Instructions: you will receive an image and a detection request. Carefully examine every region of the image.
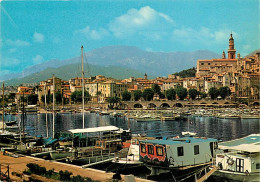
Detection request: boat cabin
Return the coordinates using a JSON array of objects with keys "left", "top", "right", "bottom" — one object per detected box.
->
[
  {"left": 139, "top": 137, "right": 218, "bottom": 168},
  {"left": 95, "top": 139, "right": 122, "bottom": 152},
  {"left": 216, "top": 134, "right": 260, "bottom": 175}
]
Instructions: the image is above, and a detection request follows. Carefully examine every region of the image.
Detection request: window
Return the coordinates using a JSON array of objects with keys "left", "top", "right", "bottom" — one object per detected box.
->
[
  {"left": 256, "top": 163, "right": 260, "bottom": 169},
  {"left": 148, "top": 145, "right": 154, "bottom": 155},
  {"left": 177, "top": 147, "right": 184, "bottom": 156},
  {"left": 194, "top": 145, "right": 199, "bottom": 155},
  {"left": 208, "top": 63, "right": 210, "bottom": 65},
  {"left": 141, "top": 144, "right": 146, "bottom": 153},
  {"left": 201, "top": 63, "right": 204, "bottom": 65},
  {"left": 156, "top": 146, "right": 164, "bottom": 156}
]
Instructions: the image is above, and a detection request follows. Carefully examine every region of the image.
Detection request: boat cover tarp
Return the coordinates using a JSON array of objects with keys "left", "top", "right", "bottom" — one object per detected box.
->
[
  {"left": 43, "top": 138, "right": 58, "bottom": 146},
  {"left": 68, "top": 126, "right": 119, "bottom": 134},
  {"left": 219, "top": 134, "right": 260, "bottom": 152}
]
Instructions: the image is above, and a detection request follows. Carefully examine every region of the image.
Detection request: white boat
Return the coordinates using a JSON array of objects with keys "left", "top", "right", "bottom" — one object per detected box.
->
[
  {"left": 214, "top": 134, "right": 260, "bottom": 182},
  {"left": 113, "top": 138, "right": 143, "bottom": 165}
]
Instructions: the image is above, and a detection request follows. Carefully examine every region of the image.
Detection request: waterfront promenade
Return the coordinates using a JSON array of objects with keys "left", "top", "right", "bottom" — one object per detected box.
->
[{"left": 0, "top": 152, "right": 152, "bottom": 182}]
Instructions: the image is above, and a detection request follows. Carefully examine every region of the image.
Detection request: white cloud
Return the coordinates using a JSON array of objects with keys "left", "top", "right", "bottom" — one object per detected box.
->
[
  {"left": 32, "top": 55, "right": 44, "bottom": 64},
  {"left": 33, "top": 32, "right": 45, "bottom": 43},
  {"left": 74, "top": 26, "right": 109, "bottom": 40},
  {"left": 1, "top": 57, "right": 21, "bottom": 67},
  {"left": 172, "top": 27, "right": 238, "bottom": 46},
  {"left": 9, "top": 48, "right": 17, "bottom": 53},
  {"left": 6, "top": 39, "right": 30, "bottom": 46},
  {"left": 109, "top": 6, "right": 174, "bottom": 38}
]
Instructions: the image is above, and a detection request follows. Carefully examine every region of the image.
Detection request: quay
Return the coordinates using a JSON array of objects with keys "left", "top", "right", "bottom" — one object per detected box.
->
[{"left": 0, "top": 152, "right": 153, "bottom": 182}]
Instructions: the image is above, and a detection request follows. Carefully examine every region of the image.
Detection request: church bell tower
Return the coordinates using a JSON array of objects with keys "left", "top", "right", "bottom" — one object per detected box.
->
[{"left": 228, "top": 33, "right": 236, "bottom": 59}]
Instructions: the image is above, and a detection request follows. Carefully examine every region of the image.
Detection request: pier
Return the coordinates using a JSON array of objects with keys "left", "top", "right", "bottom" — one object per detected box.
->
[{"left": 0, "top": 152, "right": 153, "bottom": 182}]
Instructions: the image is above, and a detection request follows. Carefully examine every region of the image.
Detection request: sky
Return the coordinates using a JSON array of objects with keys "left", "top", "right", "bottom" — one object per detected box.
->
[{"left": 0, "top": 0, "right": 259, "bottom": 77}]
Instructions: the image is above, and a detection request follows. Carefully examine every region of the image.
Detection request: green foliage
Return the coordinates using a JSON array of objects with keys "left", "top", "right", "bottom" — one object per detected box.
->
[
  {"left": 176, "top": 87, "right": 188, "bottom": 100},
  {"left": 209, "top": 87, "right": 219, "bottom": 100},
  {"left": 166, "top": 88, "right": 176, "bottom": 100},
  {"left": 25, "top": 163, "right": 99, "bottom": 182},
  {"left": 122, "top": 91, "right": 131, "bottom": 101},
  {"left": 219, "top": 86, "right": 231, "bottom": 99},
  {"left": 142, "top": 88, "right": 154, "bottom": 101},
  {"left": 26, "top": 163, "right": 46, "bottom": 176},
  {"left": 188, "top": 89, "right": 199, "bottom": 100},
  {"left": 133, "top": 90, "right": 142, "bottom": 101},
  {"left": 174, "top": 67, "right": 196, "bottom": 78},
  {"left": 200, "top": 92, "right": 207, "bottom": 99},
  {"left": 71, "top": 90, "right": 90, "bottom": 103},
  {"left": 59, "top": 170, "right": 72, "bottom": 181},
  {"left": 107, "top": 96, "right": 121, "bottom": 109},
  {"left": 28, "top": 94, "right": 38, "bottom": 105},
  {"left": 152, "top": 84, "right": 161, "bottom": 95},
  {"left": 8, "top": 93, "right": 16, "bottom": 101}
]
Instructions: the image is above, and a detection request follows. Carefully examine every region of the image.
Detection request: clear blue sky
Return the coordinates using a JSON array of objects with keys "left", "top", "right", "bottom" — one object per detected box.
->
[{"left": 0, "top": 0, "right": 259, "bottom": 76}]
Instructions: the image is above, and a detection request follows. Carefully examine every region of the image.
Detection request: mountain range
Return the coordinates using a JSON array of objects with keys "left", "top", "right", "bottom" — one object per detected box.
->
[{"left": 2, "top": 46, "right": 222, "bottom": 85}]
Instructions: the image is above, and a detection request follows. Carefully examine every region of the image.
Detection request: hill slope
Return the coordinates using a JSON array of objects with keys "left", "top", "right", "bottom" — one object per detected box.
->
[
  {"left": 0, "top": 46, "right": 221, "bottom": 83},
  {"left": 5, "top": 63, "right": 146, "bottom": 86}
]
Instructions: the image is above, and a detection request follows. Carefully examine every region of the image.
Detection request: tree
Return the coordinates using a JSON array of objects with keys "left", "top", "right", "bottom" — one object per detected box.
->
[
  {"left": 188, "top": 89, "right": 199, "bottom": 100},
  {"left": 176, "top": 87, "right": 188, "bottom": 100},
  {"left": 219, "top": 86, "right": 231, "bottom": 99},
  {"left": 166, "top": 88, "right": 176, "bottom": 100},
  {"left": 152, "top": 84, "right": 161, "bottom": 95},
  {"left": 122, "top": 91, "right": 131, "bottom": 101},
  {"left": 28, "top": 94, "right": 38, "bottom": 105},
  {"left": 200, "top": 92, "right": 207, "bottom": 99},
  {"left": 107, "top": 96, "right": 120, "bottom": 109},
  {"left": 8, "top": 93, "right": 16, "bottom": 103},
  {"left": 133, "top": 90, "right": 142, "bottom": 101},
  {"left": 142, "top": 88, "right": 154, "bottom": 101},
  {"left": 208, "top": 87, "right": 219, "bottom": 100},
  {"left": 55, "top": 91, "right": 62, "bottom": 104},
  {"left": 71, "top": 90, "right": 90, "bottom": 103}
]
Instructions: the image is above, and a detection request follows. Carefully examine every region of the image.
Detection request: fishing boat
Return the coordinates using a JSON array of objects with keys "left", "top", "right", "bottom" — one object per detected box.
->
[
  {"left": 214, "top": 134, "right": 260, "bottom": 182},
  {"left": 139, "top": 136, "right": 219, "bottom": 175}
]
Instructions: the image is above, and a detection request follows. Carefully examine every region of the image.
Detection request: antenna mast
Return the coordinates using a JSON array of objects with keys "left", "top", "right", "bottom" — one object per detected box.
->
[{"left": 81, "top": 46, "right": 85, "bottom": 128}]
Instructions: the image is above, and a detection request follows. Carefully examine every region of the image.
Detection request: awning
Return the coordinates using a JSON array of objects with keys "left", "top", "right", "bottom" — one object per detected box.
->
[{"left": 68, "top": 126, "right": 119, "bottom": 134}]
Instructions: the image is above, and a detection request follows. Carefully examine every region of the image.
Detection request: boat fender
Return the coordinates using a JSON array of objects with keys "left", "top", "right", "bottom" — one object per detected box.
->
[
  {"left": 218, "top": 162, "right": 223, "bottom": 170},
  {"left": 227, "top": 158, "right": 234, "bottom": 166}
]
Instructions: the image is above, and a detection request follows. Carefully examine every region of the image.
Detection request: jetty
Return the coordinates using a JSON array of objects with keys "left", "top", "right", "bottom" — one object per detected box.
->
[{"left": 0, "top": 151, "right": 153, "bottom": 182}]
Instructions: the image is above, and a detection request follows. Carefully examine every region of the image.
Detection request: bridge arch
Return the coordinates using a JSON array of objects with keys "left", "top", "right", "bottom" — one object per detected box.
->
[
  {"left": 175, "top": 103, "right": 183, "bottom": 107},
  {"left": 160, "top": 103, "right": 170, "bottom": 108},
  {"left": 134, "top": 103, "right": 143, "bottom": 108},
  {"left": 148, "top": 103, "right": 157, "bottom": 108},
  {"left": 224, "top": 102, "right": 230, "bottom": 104},
  {"left": 212, "top": 102, "right": 219, "bottom": 105}
]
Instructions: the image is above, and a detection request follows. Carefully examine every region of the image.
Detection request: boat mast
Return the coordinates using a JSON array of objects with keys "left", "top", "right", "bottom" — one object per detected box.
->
[
  {"left": 44, "top": 84, "right": 48, "bottom": 138},
  {"left": 52, "top": 74, "right": 55, "bottom": 138},
  {"left": 2, "top": 81, "right": 4, "bottom": 133},
  {"left": 81, "top": 45, "right": 85, "bottom": 128}
]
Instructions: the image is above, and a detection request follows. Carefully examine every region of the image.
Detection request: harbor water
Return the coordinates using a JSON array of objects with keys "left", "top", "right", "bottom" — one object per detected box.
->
[{"left": 3, "top": 112, "right": 259, "bottom": 141}]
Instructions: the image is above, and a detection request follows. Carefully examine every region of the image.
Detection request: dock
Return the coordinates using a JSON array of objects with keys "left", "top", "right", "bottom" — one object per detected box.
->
[
  {"left": 196, "top": 166, "right": 218, "bottom": 182},
  {"left": 0, "top": 151, "right": 153, "bottom": 182}
]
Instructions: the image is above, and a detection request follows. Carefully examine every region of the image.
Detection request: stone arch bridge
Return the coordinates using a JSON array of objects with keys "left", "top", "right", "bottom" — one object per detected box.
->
[{"left": 120, "top": 100, "right": 244, "bottom": 109}]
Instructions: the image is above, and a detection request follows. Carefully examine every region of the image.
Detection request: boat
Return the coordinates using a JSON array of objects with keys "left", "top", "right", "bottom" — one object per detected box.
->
[
  {"left": 50, "top": 126, "right": 130, "bottom": 160},
  {"left": 240, "top": 115, "right": 260, "bottom": 119},
  {"left": 139, "top": 136, "right": 219, "bottom": 175},
  {"left": 113, "top": 137, "right": 155, "bottom": 165},
  {"left": 214, "top": 134, "right": 260, "bottom": 182},
  {"left": 136, "top": 114, "right": 160, "bottom": 122}
]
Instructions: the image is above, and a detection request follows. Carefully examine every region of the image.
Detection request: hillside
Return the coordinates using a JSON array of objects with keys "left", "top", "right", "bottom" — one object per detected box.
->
[
  {"left": 0, "top": 46, "right": 221, "bottom": 83},
  {"left": 5, "top": 63, "right": 146, "bottom": 86}
]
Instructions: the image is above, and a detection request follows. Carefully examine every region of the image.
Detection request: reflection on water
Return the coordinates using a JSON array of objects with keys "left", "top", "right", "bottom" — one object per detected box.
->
[{"left": 3, "top": 113, "right": 260, "bottom": 141}]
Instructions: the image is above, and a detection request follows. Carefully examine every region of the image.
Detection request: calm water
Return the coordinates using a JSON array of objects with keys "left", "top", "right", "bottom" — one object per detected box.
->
[{"left": 3, "top": 113, "right": 259, "bottom": 141}]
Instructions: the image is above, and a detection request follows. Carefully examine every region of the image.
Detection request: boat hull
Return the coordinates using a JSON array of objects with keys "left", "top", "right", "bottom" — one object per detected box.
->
[{"left": 213, "top": 170, "right": 260, "bottom": 182}]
